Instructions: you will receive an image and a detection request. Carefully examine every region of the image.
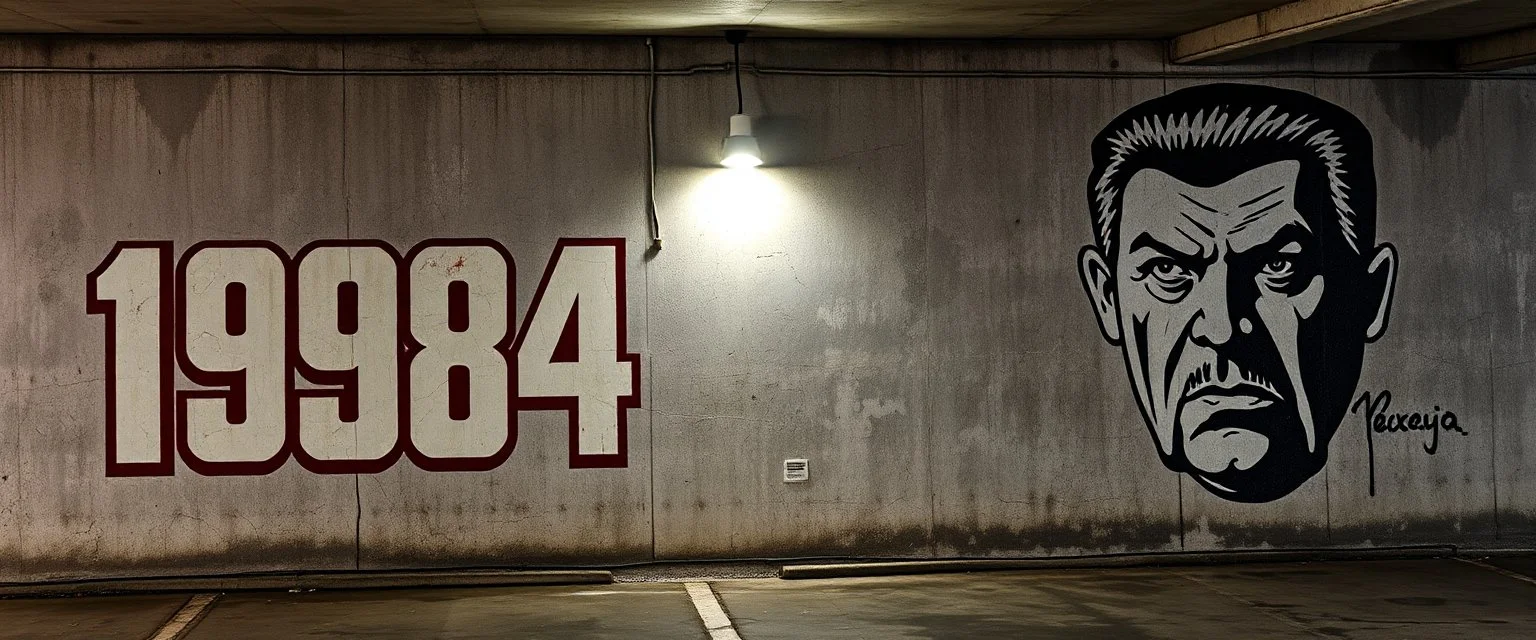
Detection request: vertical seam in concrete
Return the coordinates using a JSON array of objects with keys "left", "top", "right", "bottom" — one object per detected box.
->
[
  {"left": 341, "top": 40, "right": 361, "bottom": 571},
  {"left": 1158, "top": 69, "right": 1186, "bottom": 552},
  {"left": 1310, "top": 68, "right": 1332, "bottom": 545},
  {"left": 1485, "top": 87, "right": 1500, "bottom": 540},
  {"left": 9, "top": 73, "right": 23, "bottom": 562},
  {"left": 457, "top": 76, "right": 466, "bottom": 210},
  {"left": 1489, "top": 222, "right": 1500, "bottom": 540},
  {"left": 917, "top": 39, "right": 937, "bottom": 559}
]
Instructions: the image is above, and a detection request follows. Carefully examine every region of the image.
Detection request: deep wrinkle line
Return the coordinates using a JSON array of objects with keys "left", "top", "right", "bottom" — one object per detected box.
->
[
  {"left": 1178, "top": 210, "right": 1216, "bottom": 236},
  {"left": 1179, "top": 193, "right": 1219, "bottom": 214},
  {"left": 1238, "top": 184, "right": 1287, "bottom": 208}
]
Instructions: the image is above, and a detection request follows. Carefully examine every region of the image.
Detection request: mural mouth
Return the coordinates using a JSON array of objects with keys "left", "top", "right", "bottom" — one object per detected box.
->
[
  {"left": 1181, "top": 381, "right": 1288, "bottom": 441},
  {"left": 1185, "top": 382, "right": 1280, "bottom": 404},
  {"left": 1180, "top": 361, "right": 1283, "bottom": 403}
]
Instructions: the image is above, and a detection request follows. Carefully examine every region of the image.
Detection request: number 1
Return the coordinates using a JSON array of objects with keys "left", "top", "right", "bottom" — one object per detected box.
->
[{"left": 87, "top": 242, "right": 175, "bottom": 476}]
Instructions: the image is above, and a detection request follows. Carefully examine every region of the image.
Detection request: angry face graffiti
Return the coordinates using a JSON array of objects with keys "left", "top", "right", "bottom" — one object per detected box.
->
[{"left": 1078, "top": 84, "right": 1398, "bottom": 502}]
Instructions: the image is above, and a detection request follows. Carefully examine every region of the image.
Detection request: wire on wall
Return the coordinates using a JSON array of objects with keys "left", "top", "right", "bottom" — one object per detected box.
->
[
  {"left": 0, "top": 64, "right": 1529, "bottom": 81},
  {"left": 646, "top": 37, "right": 662, "bottom": 251},
  {"left": 726, "top": 29, "right": 748, "bottom": 114}
]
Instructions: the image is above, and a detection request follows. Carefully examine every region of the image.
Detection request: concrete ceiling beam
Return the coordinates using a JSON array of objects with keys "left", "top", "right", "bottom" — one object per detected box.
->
[
  {"left": 1171, "top": 0, "right": 1479, "bottom": 64},
  {"left": 1457, "top": 26, "right": 1536, "bottom": 70}
]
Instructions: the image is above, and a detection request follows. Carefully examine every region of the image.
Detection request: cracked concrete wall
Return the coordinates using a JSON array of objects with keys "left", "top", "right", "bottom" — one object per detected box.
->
[{"left": 0, "top": 36, "right": 1532, "bottom": 581}]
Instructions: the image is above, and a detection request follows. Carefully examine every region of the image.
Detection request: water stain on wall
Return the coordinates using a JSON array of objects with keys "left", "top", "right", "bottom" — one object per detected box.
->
[
  {"left": 1369, "top": 48, "right": 1469, "bottom": 150},
  {"left": 0, "top": 206, "right": 83, "bottom": 368},
  {"left": 132, "top": 74, "right": 219, "bottom": 150}
]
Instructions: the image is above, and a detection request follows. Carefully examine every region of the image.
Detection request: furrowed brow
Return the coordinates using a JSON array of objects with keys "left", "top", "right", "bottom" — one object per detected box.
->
[
  {"left": 1239, "top": 221, "right": 1314, "bottom": 256},
  {"left": 1129, "top": 232, "right": 1202, "bottom": 262},
  {"left": 1179, "top": 192, "right": 1218, "bottom": 213},
  {"left": 1231, "top": 195, "right": 1307, "bottom": 234},
  {"left": 1238, "top": 184, "right": 1286, "bottom": 208},
  {"left": 1177, "top": 209, "right": 1216, "bottom": 236}
]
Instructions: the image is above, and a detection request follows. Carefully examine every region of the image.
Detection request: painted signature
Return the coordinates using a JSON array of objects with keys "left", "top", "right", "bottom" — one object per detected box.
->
[{"left": 1351, "top": 390, "right": 1467, "bottom": 497}]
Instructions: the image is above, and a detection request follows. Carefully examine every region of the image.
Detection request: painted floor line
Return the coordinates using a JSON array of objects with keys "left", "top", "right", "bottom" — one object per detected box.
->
[
  {"left": 684, "top": 582, "right": 743, "bottom": 640},
  {"left": 146, "top": 593, "right": 221, "bottom": 640},
  {"left": 1457, "top": 558, "right": 1536, "bottom": 588}
]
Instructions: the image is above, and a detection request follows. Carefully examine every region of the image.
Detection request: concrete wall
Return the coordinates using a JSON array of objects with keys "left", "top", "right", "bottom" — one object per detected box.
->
[{"left": 0, "top": 36, "right": 1532, "bottom": 582}]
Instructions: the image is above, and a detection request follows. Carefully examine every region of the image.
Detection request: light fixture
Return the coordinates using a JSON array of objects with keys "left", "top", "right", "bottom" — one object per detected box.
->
[{"left": 720, "top": 30, "right": 762, "bottom": 169}]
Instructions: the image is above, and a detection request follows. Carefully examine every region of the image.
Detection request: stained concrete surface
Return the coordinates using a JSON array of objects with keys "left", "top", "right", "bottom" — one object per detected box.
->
[
  {"left": 0, "top": 593, "right": 185, "bottom": 640},
  {"left": 3, "top": 34, "right": 1536, "bottom": 582},
  {"left": 182, "top": 583, "right": 708, "bottom": 640},
  {"left": 2, "top": 558, "right": 1534, "bottom": 639},
  {"left": 715, "top": 559, "right": 1536, "bottom": 640}
]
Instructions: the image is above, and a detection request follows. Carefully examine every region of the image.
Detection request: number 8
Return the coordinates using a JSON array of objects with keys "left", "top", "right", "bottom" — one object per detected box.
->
[{"left": 403, "top": 241, "right": 517, "bottom": 471}]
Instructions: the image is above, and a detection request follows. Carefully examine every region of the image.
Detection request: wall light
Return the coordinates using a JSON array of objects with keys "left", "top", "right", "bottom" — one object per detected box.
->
[
  {"left": 721, "top": 30, "right": 762, "bottom": 169},
  {"left": 722, "top": 114, "right": 761, "bottom": 169}
]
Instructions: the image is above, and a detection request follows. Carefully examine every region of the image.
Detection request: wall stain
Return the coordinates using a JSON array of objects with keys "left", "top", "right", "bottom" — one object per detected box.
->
[
  {"left": 363, "top": 542, "right": 650, "bottom": 570},
  {"left": 6, "top": 537, "right": 356, "bottom": 582},
  {"left": 0, "top": 206, "right": 83, "bottom": 368},
  {"left": 132, "top": 74, "right": 219, "bottom": 150},
  {"left": 1369, "top": 48, "right": 1468, "bottom": 150}
]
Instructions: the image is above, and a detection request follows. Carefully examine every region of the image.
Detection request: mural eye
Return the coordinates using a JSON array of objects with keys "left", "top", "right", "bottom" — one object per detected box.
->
[
  {"left": 1261, "top": 258, "right": 1294, "bottom": 278},
  {"left": 1147, "top": 260, "right": 1192, "bottom": 286}
]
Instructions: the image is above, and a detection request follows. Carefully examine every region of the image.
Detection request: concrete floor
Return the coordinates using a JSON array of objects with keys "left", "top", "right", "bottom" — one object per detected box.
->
[{"left": 2, "top": 558, "right": 1534, "bottom": 639}]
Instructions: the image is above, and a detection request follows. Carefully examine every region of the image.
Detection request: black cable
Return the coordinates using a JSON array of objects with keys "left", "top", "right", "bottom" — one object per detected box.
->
[
  {"left": 0, "top": 64, "right": 728, "bottom": 76},
  {"left": 1, "top": 63, "right": 1528, "bottom": 81},
  {"left": 743, "top": 65, "right": 1536, "bottom": 80},
  {"left": 646, "top": 38, "right": 661, "bottom": 251},
  {"left": 734, "top": 41, "right": 744, "bottom": 114}
]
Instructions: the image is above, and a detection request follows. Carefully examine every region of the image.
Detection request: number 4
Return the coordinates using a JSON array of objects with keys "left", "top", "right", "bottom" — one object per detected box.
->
[{"left": 515, "top": 239, "right": 640, "bottom": 468}]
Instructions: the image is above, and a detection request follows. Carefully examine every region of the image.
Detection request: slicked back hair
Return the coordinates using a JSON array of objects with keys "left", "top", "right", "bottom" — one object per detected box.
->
[{"left": 1087, "top": 83, "right": 1375, "bottom": 267}]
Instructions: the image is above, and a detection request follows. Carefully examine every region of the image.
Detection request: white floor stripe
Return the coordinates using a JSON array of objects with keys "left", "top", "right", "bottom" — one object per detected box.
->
[
  {"left": 684, "top": 582, "right": 743, "bottom": 640},
  {"left": 147, "top": 593, "right": 221, "bottom": 640},
  {"left": 1458, "top": 558, "right": 1536, "bottom": 587}
]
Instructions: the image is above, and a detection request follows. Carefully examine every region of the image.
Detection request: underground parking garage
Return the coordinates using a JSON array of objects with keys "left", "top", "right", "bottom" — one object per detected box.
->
[{"left": 3, "top": 1, "right": 1536, "bottom": 638}]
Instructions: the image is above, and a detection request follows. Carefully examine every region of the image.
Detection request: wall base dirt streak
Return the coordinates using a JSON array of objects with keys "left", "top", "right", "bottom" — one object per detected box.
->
[{"left": 0, "top": 36, "right": 1530, "bottom": 582}]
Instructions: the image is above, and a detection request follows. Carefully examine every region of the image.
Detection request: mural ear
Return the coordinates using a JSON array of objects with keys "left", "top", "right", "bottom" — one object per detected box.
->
[
  {"left": 1365, "top": 243, "right": 1398, "bottom": 342},
  {"left": 1078, "top": 246, "right": 1121, "bottom": 345}
]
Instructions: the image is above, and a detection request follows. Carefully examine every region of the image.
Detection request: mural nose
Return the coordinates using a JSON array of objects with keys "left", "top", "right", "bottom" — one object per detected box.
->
[{"left": 1191, "top": 288, "right": 1235, "bottom": 347}]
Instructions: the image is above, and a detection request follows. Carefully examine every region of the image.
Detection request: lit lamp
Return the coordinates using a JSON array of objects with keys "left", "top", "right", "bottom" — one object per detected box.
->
[
  {"left": 722, "top": 114, "right": 761, "bottom": 168},
  {"left": 721, "top": 30, "right": 762, "bottom": 169}
]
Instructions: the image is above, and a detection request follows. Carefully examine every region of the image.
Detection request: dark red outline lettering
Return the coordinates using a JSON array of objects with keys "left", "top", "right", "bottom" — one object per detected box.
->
[
  {"left": 87, "top": 241, "right": 176, "bottom": 478},
  {"left": 401, "top": 239, "right": 519, "bottom": 472},
  {"left": 95, "top": 237, "right": 638, "bottom": 477},
  {"left": 175, "top": 240, "right": 293, "bottom": 476},
  {"left": 289, "top": 240, "right": 407, "bottom": 475},
  {"left": 513, "top": 238, "right": 639, "bottom": 469}
]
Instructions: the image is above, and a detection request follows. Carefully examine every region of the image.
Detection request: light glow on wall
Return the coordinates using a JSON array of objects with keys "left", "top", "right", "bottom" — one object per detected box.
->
[{"left": 691, "top": 167, "right": 786, "bottom": 242}]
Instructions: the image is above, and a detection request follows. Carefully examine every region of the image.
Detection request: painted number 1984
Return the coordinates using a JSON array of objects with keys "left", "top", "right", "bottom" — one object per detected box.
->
[{"left": 86, "top": 238, "right": 639, "bottom": 477}]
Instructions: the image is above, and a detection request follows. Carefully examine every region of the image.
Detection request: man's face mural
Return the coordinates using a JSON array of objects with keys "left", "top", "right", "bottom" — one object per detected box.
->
[{"left": 1078, "top": 84, "right": 1399, "bottom": 502}]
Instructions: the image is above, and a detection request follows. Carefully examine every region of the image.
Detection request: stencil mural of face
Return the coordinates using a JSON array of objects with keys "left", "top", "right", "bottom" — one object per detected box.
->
[{"left": 1078, "top": 84, "right": 1399, "bottom": 502}]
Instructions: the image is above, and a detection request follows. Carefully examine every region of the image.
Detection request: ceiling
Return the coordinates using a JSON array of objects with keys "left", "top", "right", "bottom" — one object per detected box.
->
[
  {"left": 0, "top": 0, "right": 1529, "bottom": 42},
  {"left": 1340, "top": 0, "right": 1536, "bottom": 41}
]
